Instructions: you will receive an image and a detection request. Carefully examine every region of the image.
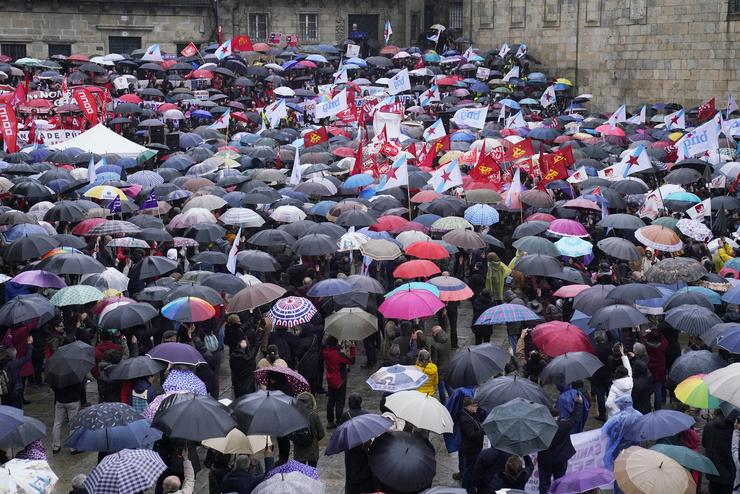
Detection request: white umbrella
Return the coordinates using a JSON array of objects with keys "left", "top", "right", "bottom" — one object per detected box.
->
[
  {"left": 81, "top": 267, "right": 131, "bottom": 292},
  {"left": 163, "top": 109, "right": 185, "bottom": 120},
  {"left": 384, "top": 390, "right": 454, "bottom": 434},
  {"left": 202, "top": 429, "right": 271, "bottom": 454},
  {"left": 0, "top": 459, "right": 58, "bottom": 494},
  {"left": 220, "top": 207, "right": 265, "bottom": 227},
  {"left": 337, "top": 231, "right": 370, "bottom": 252},
  {"left": 270, "top": 205, "right": 307, "bottom": 223},
  {"left": 705, "top": 363, "right": 740, "bottom": 407},
  {"left": 396, "top": 231, "right": 431, "bottom": 248},
  {"left": 274, "top": 87, "right": 295, "bottom": 97},
  {"left": 237, "top": 273, "right": 262, "bottom": 286}
]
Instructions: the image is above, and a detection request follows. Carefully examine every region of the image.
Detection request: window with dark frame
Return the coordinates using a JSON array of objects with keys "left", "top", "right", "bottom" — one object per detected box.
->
[
  {"left": 1, "top": 43, "right": 27, "bottom": 60},
  {"left": 108, "top": 36, "right": 141, "bottom": 55},
  {"left": 731, "top": 0, "right": 740, "bottom": 13},
  {"left": 449, "top": 2, "right": 464, "bottom": 29},
  {"left": 299, "top": 13, "right": 318, "bottom": 41},
  {"left": 48, "top": 43, "right": 71, "bottom": 57},
  {"left": 248, "top": 13, "right": 269, "bottom": 41}
]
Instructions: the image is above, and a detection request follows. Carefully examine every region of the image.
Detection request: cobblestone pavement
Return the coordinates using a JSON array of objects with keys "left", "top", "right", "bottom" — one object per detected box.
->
[{"left": 26, "top": 300, "right": 603, "bottom": 493}]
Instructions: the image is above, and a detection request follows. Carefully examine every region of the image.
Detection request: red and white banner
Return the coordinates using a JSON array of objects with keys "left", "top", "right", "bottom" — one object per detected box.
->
[
  {"left": 72, "top": 88, "right": 99, "bottom": 126},
  {"left": 0, "top": 104, "right": 19, "bottom": 153}
]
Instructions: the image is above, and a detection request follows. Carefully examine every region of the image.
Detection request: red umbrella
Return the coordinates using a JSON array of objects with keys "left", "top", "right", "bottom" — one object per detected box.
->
[
  {"left": 410, "top": 190, "right": 442, "bottom": 204},
  {"left": 404, "top": 241, "right": 450, "bottom": 260},
  {"left": 331, "top": 147, "right": 356, "bottom": 158},
  {"left": 67, "top": 54, "right": 89, "bottom": 62},
  {"left": 71, "top": 218, "right": 108, "bottom": 236},
  {"left": 254, "top": 366, "right": 310, "bottom": 396},
  {"left": 595, "top": 124, "right": 626, "bottom": 136},
  {"left": 370, "top": 216, "right": 408, "bottom": 232},
  {"left": 156, "top": 103, "right": 179, "bottom": 113},
  {"left": 189, "top": 69, "right": 213, "bottom": 79},
  {"left": 393, "top": 259, "right": 441, "bottom": 279},
  {"left": 119, "top": 94, "right": 143, "bottom": 104},
  {"left": 392, "top": 221, "right": 428, "bottom": 234},
  {"left": 253, "top": 43, "right": 271, "bottom": 52},
  {"left": 532, "top": 321, "right": 593, "bottom": 357},
  {"left": 526, "top": 213, "right": 556, "bottom": 223}
]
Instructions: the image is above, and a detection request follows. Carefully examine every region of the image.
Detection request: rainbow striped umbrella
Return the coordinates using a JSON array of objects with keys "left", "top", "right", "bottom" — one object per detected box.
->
[
  {"left": 675, "top": 374, "right": 720, "bottom": 409},
  {"left": 268, "top": 297, "right": 317, "bottom": 328},
  {"left": 161, "top": 297, "right": 215, "bottom": 323}
]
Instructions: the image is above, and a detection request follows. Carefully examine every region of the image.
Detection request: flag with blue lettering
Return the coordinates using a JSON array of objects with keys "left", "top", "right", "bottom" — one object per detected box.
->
[
  {"left": 452, "top": 106, "right": 488, "bottom": 129},
  {"left": 388, "top": 68, "right": 411, "bottom": 95},
  {"left": 314, "top": 89, "right": 347, "bottom": 119},
  {"left": 108, "top": 196, "right": 121, "bottom": 214},
  {"left": 423, "top": 118, "right": 446, "bottom": 142},
  {"left": 676, "top": 117, "right": 719, "bottom": 161},
  {"left": 140, "top": 190, "right": 157, "bottom": 210},
  {"left": 429, "top": 159, "right": 462, "bottom": 193}
]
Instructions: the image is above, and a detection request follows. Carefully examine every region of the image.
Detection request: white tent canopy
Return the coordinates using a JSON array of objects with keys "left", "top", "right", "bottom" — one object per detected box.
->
[{"left": 51, "top": 124, "right": 148, "bottom": 158}]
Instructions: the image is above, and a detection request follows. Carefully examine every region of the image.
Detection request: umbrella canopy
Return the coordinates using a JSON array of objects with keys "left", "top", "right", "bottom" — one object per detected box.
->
[
  {"left": 368, "top": 431, "right": 436, "bottom": 493},
  {"left": 475, "top": 375, "right": 551, "bottom": 411},
  {"left": 550, "top": 468, "right": 614, "bottom": 494},
  {"left": 597, "top": 237, "right": 640, "bottom": 261},
  {"left": 146, "top": 342, "right": 207, "bottom": 366},
  {"left": 705, "top": 363, "right": 740, "bottom": 408},
  {"left": 649, "top": 444, "right": 718, "bottom": 475},
  {"left": 532, "top": 322, "right": 594, "bottom": 356},
  {"left": 325, "top": 414, "right": 393, "bottom": 455},
  {"left": 674, "top": 374, "right": 721, "bottom": 410},
  {"left": 590, "top": 304, "right": 649, "bottom": 331},
  {"left": 665, "top": 304, "right": 722, "bottom": 337},
  {"left": 231, "top": 390, "right": 309, "bottom": 437},
  {"left": 635, "top": 225, "right": 683, "bottom": 252},
  {"left": 668, "top": 350, "right": 726, "bottom": 385},
  {"left": 540, "top": 351, "right": 604, "bottom": 385},
  {"left": 482, "top": 397, "right": 558, "bottom": 455},
  {"left": 645, "top": 257, "right": 707, "bottom": 284},
  {"left": 84, "top": 449, "right": 166, "bottom": 494},
  {"left": 254, "top": 366, "right": 311, "bottom": 395},
  {"left": 445, "top": 343, "right": 510, "bottom": 388},
  {"left": 325, "top": 308, "right": 378, "bottom": 340},
  {"left": 201, "top": 429, "right": 271, "bottom": 455},
  {"left": 45, "top": 341, "right": 94, "bottom": 388},
  {"left": 614, "top": 446, "right": 695, "bottom": 494},
  {"left": 0, "top": 459, "right": 58, "bottom": 494},
  {"left": 161, "top": 296, "right": 215, "bottom": 322},
  {"left": 514, "top": 254, "right": 562, "bottom": 276},
  {"left": 67, "top": 402, "right": 161, "bottom": 452},
  {"left": 152, "top": 393, "right": 236, "bottom": 441},
  {"left": 252, "top": 471, "right": 325, "bottom": 494},
  {"left": 99, "top": 303, "right": 158, "bottom": 330},
  {"left": 109, "top": 356, "right": 165, "bottom": 381},
  {"left": 227, "top": 283, "right": 286, "bottom": 312},
  {"left": 384, "top": 390, "right": 454, "bottom": 434},
  {"left": 627, "top": 409, "right": 694, "bottom": 441},
  {"left": 268, "top": 296, "right": 317, "bottom": 327},
  {"left": 0, "top": 414, "right": 46, "bottom": 450},
  {"left": 475, "top": 303, "right": 541, "bottom": 325},
  {"left": 49, "top": 285, "right": 104, "bottom": 306},
  {"left": 0, "top": 294, "right": 57, "bottom": 326},
  {"left": 306, "top": 278, "right": 353, "bottom": 297},
  {"left": 428, "top": 275, "right": 474, "bottom": 302},
  {"left": 366, "top": 364, "right": 428, "bottom": 393},
  {"left": 379, "top": 289, "right": 445, "bottom": 320}
]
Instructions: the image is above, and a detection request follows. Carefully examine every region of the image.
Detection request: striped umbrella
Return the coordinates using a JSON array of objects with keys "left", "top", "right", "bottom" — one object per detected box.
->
[
  {"left": 161, "top": 297, "right": 215, "bottom": 322},
  {"left": 127, "top": 170, "right": 164, "bottom": 187},
  {"left": 86, "top": 220, "right": 142, "bottom": 237},
  {"left": 475, "top": 303, "right": 542, "bottom": 325},
  {"left": 50, "top": 285, "right": 104, "bottom": 306},
  {"left": 268, "top": 296, "right": 317, "bottom": 327},
  {"left": 219, "top": 207, "right": 265, "bottom": 227},
  {"left": 429, "top": 275, "right": 474, "bottom": 301}
]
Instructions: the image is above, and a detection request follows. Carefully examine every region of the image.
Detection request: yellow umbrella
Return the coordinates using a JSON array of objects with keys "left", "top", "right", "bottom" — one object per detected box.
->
[
  {"left": 556, "top": 78, "right": 573, "bottom": 86},
  {"left": 84, "top": 185, "right": 127, "bottom": 201},
  {"left": 668, "top": 131, "right": 684, "bottom": 142},
  {"left": 438, "top": 150, "right": 463, "bottom": 166},
  {"left": 201, "top": 429, "right": 271, "bottom": 455},
  {"left": 614, "top": 446, "right": 695, "bottom": 494}
]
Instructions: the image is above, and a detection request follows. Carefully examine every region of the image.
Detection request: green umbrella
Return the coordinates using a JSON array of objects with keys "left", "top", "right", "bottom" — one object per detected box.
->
[
  {"left": 649, "top": 444, "right": 719, "bottom": 475},
  {"left": 652, "top": 217, "right": 679, "bottom": 231},
  {"left": 482, "top": 397, "right": 557, "bottom": 455},
  {"left": 50, "top": 285, "right": 104, "bottom": 307}
]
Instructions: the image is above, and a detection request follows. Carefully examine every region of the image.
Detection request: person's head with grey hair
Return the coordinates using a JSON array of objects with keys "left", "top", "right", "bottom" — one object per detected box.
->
[
  {"left": 389, "top": 344, "right": 400, "bottom": 357},
  {"left": 235, "top": 454, "right": 251, "bottom": 471},
  {"left": 633, "top": 342, "right": 647, "bottom": 359},
  {"left": 71, "top": 474, "right": 87, "bottom": 489},
  {"left": 593, "top": 330, "right": 607, "bottom": 345}
]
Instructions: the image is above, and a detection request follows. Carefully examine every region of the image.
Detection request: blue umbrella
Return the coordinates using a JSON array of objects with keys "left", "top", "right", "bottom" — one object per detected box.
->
[
  {"left": 345, "top": 57, "right": 367, "bottom": 67},
  {"left": 715, "top": 326, "right": 740, "bottom": 353},
  {"left": 451, "top": 132, "right": 475, "bottom": 142},
  {"left": 555, "top": 237, "right": 593, "bottom": 257},
  {"left": 67, "top": 403, "right": 162, "bottom": 452},
  {"left": 344, "top": 174, "right": 374, "bottom": 189},
  {"left": 569, "top": 310, "right": 595, "bottom": 334},
  {"left": 116, "top": 157, "right": 138, "bottom": 170},
  {"left": 191, "top": 109, "right": 213, "bottom": 119},
  {"left": 46, "top": 179, "right": 73, "bottom": 193},
  {"left": 627, "top": 410, "right": 694, "bottom": 441},
  {"left": 414, "top": 213, "right": 441, "bottom": 227},
  {"left": 310, "top": 200, "right": 338, "bottom": 217},
  {"left": 306, "top": 278, "right": 353, "bottom": 297},
  {"left": 470, "top": 82, "right": 489, "bottom": 93},
  {"left": 499, "top": 98, "right": 521, "bottom": 109},
  {"left": 722, "top": 286, "right": 740, "bottom": 304},
  {"left": 476, "top": 304, "right": 542, "bottom": 325},
  {"left": 325, "top": 414, "right": 393, "bottom": 455},
  {"left": 385, "top": 282, "right": 440, "bottom": 298},
  {"left": 464, "top": 204, "right": 499, "bottom": 226},
  {"left": 665, "top": 191, "right": 701, "bottom": 204},
  {"left": 673, "top": 286, "right": 722, "bottom": 305},
  {"left": 5, "top": 223, "right": 48, "bottom": 242}
]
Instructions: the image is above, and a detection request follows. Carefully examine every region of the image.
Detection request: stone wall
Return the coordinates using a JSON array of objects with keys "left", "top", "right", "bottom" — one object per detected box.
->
[{"left": 463, "top": 0, "right": 740, "bottom": 110}]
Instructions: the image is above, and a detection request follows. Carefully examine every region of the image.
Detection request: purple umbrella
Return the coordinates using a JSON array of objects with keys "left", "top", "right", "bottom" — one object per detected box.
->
[
  {"left": 264, "top": 459, "right": 319, "bottom": 480},
  {"left": 627, "top": 409, "right": 694, "bottom": 441},
  {"left": 550, "top": 467, "right": 614, "bottom": 494},
  {"left": 11, "top": 270, "right": 66, "bottom": 288},
  {"left": 146, "top": 342, "right": 206, "bottom": 366}
]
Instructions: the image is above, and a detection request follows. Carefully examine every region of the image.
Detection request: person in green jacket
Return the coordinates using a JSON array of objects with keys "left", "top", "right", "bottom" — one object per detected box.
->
[{"left": 485, "top": 252, "right": 512, "bottom": 302}]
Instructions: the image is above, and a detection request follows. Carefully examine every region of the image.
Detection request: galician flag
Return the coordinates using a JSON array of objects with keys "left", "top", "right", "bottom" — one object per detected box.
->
[
  {"left": 423, "top": 118, "right": 446, "bottom": 142},
  {"left": 226, "top": 226, "right": 242, "bottom": 274},
  {"left": 141, "top": 44, "right": 163, "bottom": 62},
  {"left": 429, "top": 159, "right": 462, "bottom": 193},
  {"left": 377, "top": 154, "right": 408, "bottom": 191},
  {"left": 290, "top": 148, "right": 302, "bottom": 186},
  {"left": 664, "top": 108, "right": 685, "bottom": 130},
  {"left": 620, "top": 144, "right": 653, "bottom": 176},
  {"left": 627, "top": 105, "right": 646, "bottom": 125},
  {"left": 606, "top": 105, "right": 626, "bottom": 129},
  {"left": 540, "top": 85, "right": 556, "bottom": 108},
  {"left": 384, "top": 20, "right": 393, "bottom": 44},
  {"left": 505, "top": 110, "right": 527, "bottom": 129},
  {"left": 215, "top": 39, "right": 232, "bottom": 60},
  {"left": 209, "top": 109, "right": 230, "bottom": 129},
  {"left": 498, "top": 43, "right": 510, "bottom": 58},
  {"left": 419, "top": 85, "right": 440, "bottom": 107},
  {"left": 502, "top": 66, "right": 519, "bottom": 82}
]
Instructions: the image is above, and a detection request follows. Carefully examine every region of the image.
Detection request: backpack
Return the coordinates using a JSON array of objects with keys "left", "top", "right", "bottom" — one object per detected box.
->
[
  {"left": 288, "top": 427, "right": 314, "bottom": 447},
  {"left": 0, "top": 369, "right": 10, "bottom": 396},
  {"left": 204, "top": 333, "right": 219, "bottom": 353}
]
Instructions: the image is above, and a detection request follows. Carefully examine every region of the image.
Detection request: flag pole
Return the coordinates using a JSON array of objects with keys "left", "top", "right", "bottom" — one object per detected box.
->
[{"left": 407, "top": 185, "right": 412, "bottom": 221}]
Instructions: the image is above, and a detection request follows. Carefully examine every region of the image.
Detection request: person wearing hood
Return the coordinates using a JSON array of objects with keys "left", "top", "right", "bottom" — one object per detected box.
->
[
  {"left": 539, "top": 394, "right": 584, "bottom": 494},
  {"left": 339, "top": 393, "right": 369, "bottom": 423},
  {"left": 605, "top": 343, "right": 633, "bottom": 417},
  {"left": 130, "top": 375, "right": 158, "bottom": 413},
  {"left": 703, "top": 409, "right": 736, "bottom": 494},
  {"left": 230, "top": 336, "right": 260, "bottom": 398},
  {"left": 459, "top": 396, "right": 485, "bottom": 493},
  {"left": 430, "top": 325, "right": 451, "bottom": 403},
  {"left": 295, "top": 324, "right": 323, "bottom": 394},
  {"left": 485, "top": 252, "right": 511, "bottom": 303},
  {"left": 219, "top": 449, "right": 275, "bottom": 494},
  {"left": 555, "top": 381, "right": 589, "bottom": 434},
  {"left": 415, "top": 349, "right": 439, "bottom": 398},
  {"left": 643, "top": 328, "right": 667, "bottom": 410},
  {"left": 291, "top": 391, "right": 324, "bottom": 467},
  {"left": 602, "top": 395, "right": 643, "bottom": 471},
  {"left": 630, "top": 345, "right": 654, "bottom": 415}
]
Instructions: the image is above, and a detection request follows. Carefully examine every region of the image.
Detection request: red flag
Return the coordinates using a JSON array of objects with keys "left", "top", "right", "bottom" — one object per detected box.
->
[
  {"left": 10, "top": 83, "right": 26, "bottom": 109},
  {"left": 232, "top": 35, "right": 254, "bottom": 52},
  {"left": 180, "top": 42, "right": 199, "bottom": 57},
  {"left": 415, "top": 58, "right": 425, "bottom": 69},
  {"left": 28, "top": 120, "right": 36, "bottom": 144},
  {"left": 303, "top": 127, "right": 329, "bottom": 147},
  {"left": 539, "top": 152, "right": 570, "bottom": 185},
  {"left": 72, "top": 88, "right": 99, "bottom": 126},
  {"left": 275, "top": 145, "right": 281, "bottom": 170},
  {"left": 730, "top": 173, "right": 740, "bottom": 194},
  {"left": 470, "top": 152, "right": 501, "bottom": 182},
  {"left": 61, "top": 76, "right": 69, "bottom": 93},
  {"left": 0, "top": 104, "right": 19, "bottom": 153},
  {"left": 698, "top": 97, "right": 715, "bottom": 121},
  {"left": 502, "top": 138, "right": 535, "bottom": 162},
  {"left": 351, "top": 140, "right": 364, "bottom": 176}
]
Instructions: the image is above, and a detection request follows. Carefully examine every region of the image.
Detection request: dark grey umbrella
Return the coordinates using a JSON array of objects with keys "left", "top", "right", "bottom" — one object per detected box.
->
[
  {"left": 0, "top": 414, "right": 46, "bottom": 449},
  {"left": 128, "top": 256, "right": 178, "bottom": 281},
  {"left": 201, "top": 273, "right": 247, "bottom": 295},
  {"left": 278, "top": 220, "right": 317, "bottom": 238},
  {"left": 445, "top": 343, "right": 510, "bottom": 388},
  {"left": 665, "top": 305, "right": 722, "bottom": 337},
  {"left": 512, "top": 220, "right": 549, "bottom": 239},
  {"left": 292, "top": 233, "right": 337, "bottom": 256},
  {"left": 540, "top": 352, "right": 604, "bottom": 385},
  {"left": 325, "top": 414, "right": 392, "bottom": 455},
  {"left": 305, "top": 222, "right": 346, "bottom": 240},
  {"left": 573, "top": 285, "right": 615, "bottom": 315},
  {"left": 513, "top": 254, "right": 561, "bottom": 276},
  {"left": 368, "top": 431, "right": 436, "bottom": 493},
  {"left": 153, "top": 393, "right": 236, "bottom": 441},
  {"left": 667, "top": 350, "right": 726, "bottom": 385},
  {"left": 164, "top": 285, "right": 223, "bottom": 306},
  {"left": 596, "top": 237, "right": 640, "bottom": 261},
  {"left": 0, "top": 294, "right": 57, "bottom": 326},
  {"left": 35, "top": 252, "right": 106, "bottom": 275},
  {"left": 664, "top": 168, "right": 702, "bottom": 185},
  {"left": 512, "top": 236, "right": 559, "bottom": 257},
  {"left": 109, "top": 356, "right": 165, "bottom": 380},
  {"left": 3, "top": 234, "right": 60, "bottom": 262},
  {"left": 99, "top": 303, "right": 158, "bottom": 330},
  {"left": 663, "top": 291, "right": 714, "bottom": 312},
  {"left": 551, "top": 267, "right": 591, "bottom": 285},
  {"left": 335, "top": 210, "right": 378, "bottom": 228},
  {"left": 184, "top": 223, "right": 226, "bottom": 243},
  {"left": 45, "top": 341, "right": 95, "bottom": 388},
  {"left": 346, "top": 274, "right": 386, "bottom": 294},
  {"left": 474, "top": 375, "right": 551, "bottom": 412},
  {"left": 247, "top": 229, "right": 296, "bottom": 247},
  {"left": 589, "top": 304, "right": 648, "bottom": 330},
  {"left": 231, "top": 390, "right": 309, "bottom": 436},
  {"left": 645, "top": 257, "right": 708, "bottom": 284},
  {"left": 482, "top": 397, "right": 557, "bottom": 455},
  {"left": 608, "top": 283, "right": 663, "bottom": 303},
  {"left": 237, "top": 250, "right": 281, "bottom": 272},
  {"left": 134, "top": 286, "right": 170, "bottom": 302}
]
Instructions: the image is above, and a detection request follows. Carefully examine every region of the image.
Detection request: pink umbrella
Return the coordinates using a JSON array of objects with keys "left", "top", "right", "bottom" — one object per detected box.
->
[
  {"left": 553, "top": 284, "right": 591, "bottom": 298},
  {"left": 378, "top": 289, "right": 445, "bottom": 320},
  {"left": 547, "top": 218, "right": 589, "bottom": 237},
  {"left": 254, "top": 366, "right": 310, "bottom": 395}
]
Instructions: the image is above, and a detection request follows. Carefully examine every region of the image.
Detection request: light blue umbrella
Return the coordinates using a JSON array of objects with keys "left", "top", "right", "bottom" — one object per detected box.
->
[
  {"left": 305, "top": 54, "right": 328, "bottom": 64},
  {"left": 499, "top": 99, "right": 521, "bottom": 110},
  {"left": 520, "top": 98, "right": 539, "bottom": 105},
  {"left": 385, "top": 282, "right": 440, "bottom": 299},
  {"left": 346, "top": 57, "right": 367, "bottom": 67},
  {"left": 665, "top": 191, "right": 701, "bottom": 204},
  {"left": 343, "top": 174, "right": 374, "bottom": 189},
  {"left": 674, "top": 286, "right": 722, "bottom": 305},
  {"left": 310, "top": 200, "right": 337, "bottom": 217},
  {"left": 555, "top": 237, "right": 593, "bottom": 257},
  {"left": 464, "top": 204, "right": 499, "bottom": 226}
]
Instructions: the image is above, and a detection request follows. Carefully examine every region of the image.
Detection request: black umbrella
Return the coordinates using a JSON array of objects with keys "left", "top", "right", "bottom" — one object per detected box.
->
[
  {"left": 237, "top": 250, "right": 281, "bottom": 272},
  {"left": 134, "top": 286, "right": 170, "bottom": 302},
  {"left": 278, "top": 220, "right": 317, "bottom": 238},
  {"left": 3, "top": 234, "right": 59, "bottom": 262},
  {"left": 35, "top": 252, "right": 106, "bottom": 275},
  {"left": 306, "top": 222, "right": 346, "bottom": 240},
  {"left": 512, "top": 236, "right": 559, "bottom": 256},
  {"left": 53, "top": 233, "right": 87, "bottom": 249},
  {"left": 596, "top": 237, "right": 640, "bottom": 261},
  {"left": 475, "top": 375, "right": 551, "bottom": 412},
  {"left": 184, "top": 223, "right": 227, "bottom": 243},
  {"left": 667, "top": 350, "right": 726, "bottom": 385},
  {"left": 109, "top": 356, "right": 165, "bottom": 381},
  {"left": 665, "top": 305, "right": 722, "bottom": 337},
  {"left": 152, "top": 393, "right": 236, "bottom": 441},
  {"left": 663, "top": 291, "right": 714, "bottom": 312},
  {"left": 134, "top": 227, "right": 174, "bottom": 242},
  {"left": 445, "top": 343, "right": 510, "bottom": 388},
  {"left": 551, "top": 266, "right": 591, "bottom": 285},
  {"left": 292, "top": 233, "right": 337, "bottom": 256},
  {"left": 608, "top": 283, "right": 662, "bottom": 303},
  {"left": 664, "top": 168, "right": 702, "bottom": 185},
  {"left": 0, "top": 294, "right": 57, "bottom": 326},
  {"left": 191, "top": 251, "right": 228, "bottom": 265},
  {"left": 513, "top": 254, "right": 561, "bottom": 276},
  {"left": 0, "top": 414, "right": 46, "bottom": 449},
  {"left": 512, "top": 220, "right": 549, "bottom": 239},
  {"left": 247, "top": 229, "right": 296, "bottom": 247},
  {"left": 45, "top": 341, "right": 95, "bottom": 388},
  {"left": 368, "top": 431, "right": 436, "bottom": 493},
  {"left": 128, "top": 256, "right": 178, "bottom": 281},
  {"left": 231, "top": 390, "right": 309, "bottom": 436},
  {"left": 573, "top": 285, "right": 615, "bottom": 315},
  {"left": 99, "top": 303, "right": 158, "bottom": 330},
  {"left": 335, "top": 210, "right": 378, "bottom": 228},
  {"left": 325, "top": 414, "right": 393, "bottom": 455},
  {"left": 589, "top": 304, "right": 648, "bottom": 330},
  {"left": 43, "top": 201, "right": 88, "bottom": 223},
  {"left": 540, "top": 352, "right": 603, "bottom": 385},
  {"left": 201, "top": 273, "right": 247, "bottom": 295},
  {"left": 645, "top": 257, "right": 707, "bottom": 284}
]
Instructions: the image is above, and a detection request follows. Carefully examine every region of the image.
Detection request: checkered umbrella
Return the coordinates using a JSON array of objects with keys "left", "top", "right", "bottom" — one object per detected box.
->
[
  {"left": 106, "top": 237, "right": 150, "bottom": 249},
  {"left": 127, "top": 170, "right": 164, "bottom": 187},
  {"left": 84, "top": 449, "right": 166, "bottom": 494},
  {"left": 475, "top": 303, "right": 542, "bottom": 325},
  {"left": 268, "top": 296, "right": 317, "bottom": 327},
  {"left": 86, "top": 220, "right": 142, "bottom": 237},
  {"left": 49, "top": 285, "right": 104, "bottom": 306}
]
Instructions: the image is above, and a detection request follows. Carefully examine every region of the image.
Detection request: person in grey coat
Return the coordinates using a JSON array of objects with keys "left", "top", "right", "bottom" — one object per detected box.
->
[{"left": 430, "top": 325, "right": 451, "bottom": 403}]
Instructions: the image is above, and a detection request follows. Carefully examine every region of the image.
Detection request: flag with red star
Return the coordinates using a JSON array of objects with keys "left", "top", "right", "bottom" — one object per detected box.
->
[
  {"left": 429, "top": 158, "right": 462, "bottom": 193},
  {"left": 540, "top": 85, "right": 556, "bottom": 108},
  {"left": 377, "top": 154, "right": 408, "bottom": 190}
]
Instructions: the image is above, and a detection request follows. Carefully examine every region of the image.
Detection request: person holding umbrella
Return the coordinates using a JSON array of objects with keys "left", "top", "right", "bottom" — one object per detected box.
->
[
  {"left": 161, "top": 446, "right": 194, "bottom": 494},
  {"left": 459, "top": 396, "right": 485, "bottom": 493},
  {"left": 50, "top": 374, "right": 84, "bottom": 454},
  {"left": 538, "top": 394, "right": 583, "bottom": 494}
]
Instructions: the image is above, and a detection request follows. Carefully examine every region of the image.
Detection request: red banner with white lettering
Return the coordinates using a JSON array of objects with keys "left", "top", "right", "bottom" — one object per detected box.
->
[
  {"left": 0, "top": 104, "right": 19, "bottom": 153},
  {"left": 72, "top": 88, "right": 99, "bottom": 126}
]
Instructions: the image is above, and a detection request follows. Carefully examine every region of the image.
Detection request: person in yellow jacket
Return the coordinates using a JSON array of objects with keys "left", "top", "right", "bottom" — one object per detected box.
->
[
  {"left": 712, "top": 239, "right": 734, "bottom": 272},
  {"left": 415, "top": 349, "right": 439, "bottom": 397}
]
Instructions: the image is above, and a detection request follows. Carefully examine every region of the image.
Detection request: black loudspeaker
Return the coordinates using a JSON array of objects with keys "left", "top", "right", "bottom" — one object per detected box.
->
[
  {"left": 165, "top": 132, "right": 180, "bottom": 150},
  {"left": 149, "top": 126, "right": 165, "bottom": 145}
]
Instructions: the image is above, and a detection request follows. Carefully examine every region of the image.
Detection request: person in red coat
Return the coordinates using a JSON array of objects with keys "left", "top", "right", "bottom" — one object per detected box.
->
[
  {"left": 321, "top": 336, "right": 353, "bottom": 428},
  {"left": 644, "top": 328, "right": 668, "bottom": 410}
]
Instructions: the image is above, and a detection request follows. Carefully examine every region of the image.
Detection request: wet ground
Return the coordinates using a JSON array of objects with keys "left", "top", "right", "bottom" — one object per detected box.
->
[{"left": 26, "top": 300, "right": 603, "bottom": 493}]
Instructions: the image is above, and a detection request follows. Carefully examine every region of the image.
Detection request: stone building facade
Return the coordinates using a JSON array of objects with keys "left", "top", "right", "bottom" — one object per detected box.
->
[
  {"left": 462, "top": 0, "right": 740, "bottom": 110},
  {"left": 0, "top": 0, "right": 444, "bottom": 59}
]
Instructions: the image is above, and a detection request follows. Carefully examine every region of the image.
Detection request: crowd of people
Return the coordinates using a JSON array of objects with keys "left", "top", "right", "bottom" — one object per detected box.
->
[{"left": 0, "top": 30, "right": 738, "bottom": 494}]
